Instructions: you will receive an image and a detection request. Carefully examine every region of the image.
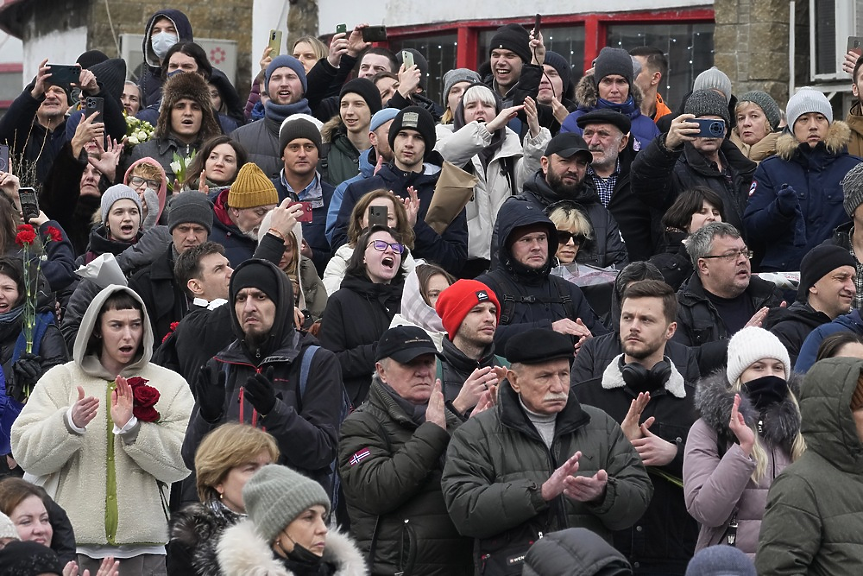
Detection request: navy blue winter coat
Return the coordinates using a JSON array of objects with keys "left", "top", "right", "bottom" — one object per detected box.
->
[
  {"left": 272, "top": 174, "right": 334, "bottom": 277},
  {"left": 744, "top": 122, "right": 861, "bottom": 272}
]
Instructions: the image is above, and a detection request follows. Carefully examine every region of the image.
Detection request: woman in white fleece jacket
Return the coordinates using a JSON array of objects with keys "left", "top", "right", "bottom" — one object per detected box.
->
[{"left": 11, "top": 285, "right": 193, "bottom": 575}]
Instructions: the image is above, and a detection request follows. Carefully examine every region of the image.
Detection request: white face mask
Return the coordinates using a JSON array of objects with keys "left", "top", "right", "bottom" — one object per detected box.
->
[{"left": 151, "top": 32, "right": 178, "bottom": 60}]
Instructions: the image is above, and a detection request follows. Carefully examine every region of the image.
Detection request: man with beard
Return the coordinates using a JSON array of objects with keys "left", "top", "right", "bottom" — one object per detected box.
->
[
  {"left": 183, "top": 258, "right": 344, "bottom": 495},
  {"left": 674, "top": 222, "right": 783, "bottom": 374},
  {"left": 434, "top": 280, "right": 509, "bottom": 418},
  {"left": 491, "top": 132, "right": 627, "bottom": 269},
  {"left": 574, "top": 280, "right": 698, "bottom": 574},
  {"left": 209, "top": 162, "right": 279, "bottom": 265}
]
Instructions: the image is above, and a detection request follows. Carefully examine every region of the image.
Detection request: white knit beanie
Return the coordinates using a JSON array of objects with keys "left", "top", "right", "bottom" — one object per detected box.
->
[
  {"left": 0, "top": 511, "right": 19, "bottom": 541},
  {"left": 693, "top": 66, "right": 733, "bottom": 104},
  {"left": 100, "top": 184, "right": 143, "bottom": 223},
  {"left": 726, "top": 326, "right": 791, "bottom": 384},
  {"left": 786, "top": 88, "right": 833, "bottom": 130}
]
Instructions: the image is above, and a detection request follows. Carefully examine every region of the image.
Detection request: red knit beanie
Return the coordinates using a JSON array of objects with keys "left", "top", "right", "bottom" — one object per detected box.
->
[{"left": 435, "top": 279, "right": 501, "bottom": 340}]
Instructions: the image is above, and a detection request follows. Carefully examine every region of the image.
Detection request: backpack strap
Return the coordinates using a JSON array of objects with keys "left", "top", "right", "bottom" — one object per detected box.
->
[
  {"left": 316, "top": 143, "right": 331, "bottom": 185},
  {"left": 548, "top": 276, "right": 576, "bottom": 320},
  {"left": 298, "top": 344, "right": 320, "bottom": 400}
]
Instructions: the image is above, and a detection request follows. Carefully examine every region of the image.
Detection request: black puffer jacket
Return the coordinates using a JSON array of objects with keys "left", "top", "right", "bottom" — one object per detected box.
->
[
  {"left": 648, "top": 230, "right": 693, "bottom": 291},
  {"left": 167, "top": 501, "right": 243, "bottom": 576},
  {"left": 338, "top": 377, "right": 472, "bottom": 576},
  {"left": 318, "top": 273, "right": 402, "bottom": 406},
  {"left": 128, "top": 246, "right": 189, "bottom": 346},
  {"left": 477, "top": 198, "right": 608, "bottom": 351},
  {"left": 523, "top": 527, "right": 632, "bottom": 576},
  {"left": 764, "top": 301, "right": 831, "bottom": 366},
  {"left": 438, "top": 338, "right": 507, "bottom": 415},
  {"left": 182, "top": 260, "right": 343, "bottom": 494}
]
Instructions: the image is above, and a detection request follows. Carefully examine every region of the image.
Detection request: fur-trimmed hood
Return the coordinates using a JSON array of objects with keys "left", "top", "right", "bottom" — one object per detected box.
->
[
  {"left": 775, "top": 120, "right": 852, "bottom": 160},
  {"left": 217, "top": 520, "right": 366, "bottom": 576},
  {"left": 694, "top": 371, "right": 802, "bottom": 450},
  {"left": 601, "top": 353, "right": 687, "bottom": 398},
  {"left": 170, "top": 502, "right": 243, "bottom": 576},
  {"left": 156, "top": 72, "right": 222, "bottom": 141},
  {"left": 574, "top": 73, "right": 644, "bottom": 111}
]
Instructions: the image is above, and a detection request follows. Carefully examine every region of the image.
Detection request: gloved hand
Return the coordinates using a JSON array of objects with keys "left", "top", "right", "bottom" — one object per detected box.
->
[
  {"left": 244, "top": 366, "right": 277, "bottom": 415},
  {"left": 195, "top": 365, "right": 225, "bottom": 423},
  {"left": 9, "top": 353, "right": 43, "bottom": 402},
  {"left": 141, "top": 188, "right": 161, "bottom": 230},
  {"left": 776, "top": 184, "right": 799, "bottom": 216}
]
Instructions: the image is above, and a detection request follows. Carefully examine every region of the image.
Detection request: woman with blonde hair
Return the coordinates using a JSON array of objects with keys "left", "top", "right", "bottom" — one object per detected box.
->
[
  {"left": 292, "top": 36, "right": 328, "bottom": 74},
  {"left": 683, "top": 326, "right": 804, "bottom": 558},
  {"left": 167, "top": 423, "right": 279, "bottom": 576},
  {"left": 322, "top": 189, "right": 415, "bottom": 296},
  {"left": 546, "top": 201, "right": 617, "bottom": 286}
]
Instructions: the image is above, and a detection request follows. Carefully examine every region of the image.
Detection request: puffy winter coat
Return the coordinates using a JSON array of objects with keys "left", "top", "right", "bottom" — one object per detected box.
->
[
  {"left": 756, "top": 358, "right": 863, "bottom": 576},
  {"left": 795, "top": 309, "right": 863, "bottom": 373},
  {"left": 434, "top": 121, "right": 549, "bottom": 260},
  {"left": 322, "top": 125, "right": 363, "bottom": 188},
  {"left": 561, "top": 76, "right": 660, "bottom": 150},
  {"left": 338, "top": 377, "right": 472, "bottom": 576},
  {"left": 522, "top": 527, "right": 632, "bottom": 576},
  {"left": 730, "top": 130, "right": 779, "bottom": 163},
  {"left": 318, "top": 273, "right": 402, "bottom": 406},
  {"left": 845, "top": 101, "right": 863, "bottom": 158},
  {"left": 683, "top": 371, "right": 802, "bottom": 558},
  {"left": 743, "top": 122, "right": 861, "bottom": 271},
  {"left": 441, "top": 382, "right": 652, "bottom": 572}
]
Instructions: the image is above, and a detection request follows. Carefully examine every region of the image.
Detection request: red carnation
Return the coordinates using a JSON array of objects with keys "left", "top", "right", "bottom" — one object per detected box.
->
[
  {"left": 133, "top": 405, "right": 160, "bottom": 422},
  {"left": 15, "top": 224, "right": 36, "bottom": 246},
  {"left": 46, "top": 226, "right": 63, "bottom": 243},
  {"left": 132, "top": 384, "right": 160, "bottom": 408}
]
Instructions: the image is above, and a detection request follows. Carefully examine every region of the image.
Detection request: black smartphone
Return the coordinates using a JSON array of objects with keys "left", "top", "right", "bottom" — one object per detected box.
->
[
  {"left": 0, "top": 144, "right": 9, "bottom": 173},
  {"left": 362, "top": 26, "right": 387, "bottom": 42},
  {"left": 18, "top": 187, "right": 39, "bottom": 221},
  {"left": 46, "top": 64, "right": 80, "bottom": 87},
  {"left": 84, "top": 96, "right": 104, "bottom": 121},
  {"left": 693, "top": 118, "right": 726, "bottom": 138},
  {"left": 368, "top": 205, "right": 388, "bottom": 228},
  {"left": 336, "top": 24, "right": 347, "bottom": 34},
  {"left": 534, "top": 14, "right": 541, "bottom": 36}
]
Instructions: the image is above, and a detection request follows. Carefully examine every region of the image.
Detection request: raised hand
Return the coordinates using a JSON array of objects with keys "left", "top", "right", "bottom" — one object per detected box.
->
[
  {"left": 486, "top": 104, "right": 524, "bottom": 133},
  {"left": 71, "top": 386, "right": 99, "bottom": 429},
  {"left": 621, "top": 392, "right": 650, "bottom": 441},
  {"left": 728, "top": 393, "right": 755, "bottom": 456},
  {"left": 31, "top": 58, "right": 51, "bottom": 99},
  {"left": 111, "top": 375, "right": 134, "bottom": 428},
  {"left": 665, "top": 113, "right": 700, "bottom": 149},
  {"left": 195, "top": 365, "right": 226, "bottom": 423},
  {"left": 632, "top": 418, "right": 678, "bottom": 466},
  {"left": 744, "top": 306, "right": 770, "bottom": 329},
  {"left": 327, "top": 32, "right": 349, "bottom": 67},
  {"left": 244, "top": 366, "right": 277, "bottom": 415},
  {"left": 425, "top": 379, "right": 447, "bottom": 429},
  {"left": 403, "top": 186, "right": 420, "bottom": 226},
  {"left": 453, "top": 366, "right": 498, "bottom": 415},
  {"left": 563, "top": 468, "right": 608, "bottom": 502},
  {"left": 541, "top": 451, "right": 581, "bottom": 501}
]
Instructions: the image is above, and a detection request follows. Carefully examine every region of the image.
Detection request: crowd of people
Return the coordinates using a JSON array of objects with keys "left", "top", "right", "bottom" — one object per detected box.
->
[{"left": 1, "top": 8, "right": 863, "bottom": 576}]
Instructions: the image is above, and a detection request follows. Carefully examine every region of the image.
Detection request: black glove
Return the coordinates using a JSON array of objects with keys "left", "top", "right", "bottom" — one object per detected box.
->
[
  {"left": 244, "top": 366, "right": 277, "bottom": 415},
  {"left": 195, "top": 365, "right": 226, "bottom": 423},
  {"left": 9, "top": 353, "right": 43, "bottom": 402},
  {"left": 776, "top": 184, "right": 799, "bottom": 216}
]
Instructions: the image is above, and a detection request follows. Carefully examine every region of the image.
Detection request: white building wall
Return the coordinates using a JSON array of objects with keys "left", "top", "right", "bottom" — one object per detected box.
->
[{"left": 22, "top": 25, "right": 87, "bottom": 88}]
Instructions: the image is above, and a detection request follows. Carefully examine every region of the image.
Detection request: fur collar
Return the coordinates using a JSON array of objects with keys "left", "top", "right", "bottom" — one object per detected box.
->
[
  {"left": 775, "top": 120, "right": 852, "bottom": 160},
  {"left": 170, "top": 503, "right": 242, "bottom": 576},
  {"left": 694, "top": 371, "right": 802, "bottom": 449},
  {"left": 574, "top": 74, "right": 644, "bottom": 110},
  {"left": 217, "top": 520, "right": 366, "bottom": 576},
  {"left": 601, "top": 353, "right": 686, "bottom": 398}
]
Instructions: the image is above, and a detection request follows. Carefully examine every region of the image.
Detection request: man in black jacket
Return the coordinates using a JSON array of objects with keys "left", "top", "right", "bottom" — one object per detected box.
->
[
  {"left": 183, "top": 258, "right": 344, "bottom": 494},
  {"left": 766, "top": 244, "right": 856, "bottom": 364},
  {"left": 574, "top": 280, "right": 698, "bottom": 574},
  {"left": 129, "top": 192, "right": 212, "bottom": 345},
  {"left": 338, "top": 326, "right": 472, "bottom": 576},
  {"left": 434, "top": 279, "right": 508, "bottom": 418},
  {"left": 673, "top": 222, "right": 783, "bottom": 373}
]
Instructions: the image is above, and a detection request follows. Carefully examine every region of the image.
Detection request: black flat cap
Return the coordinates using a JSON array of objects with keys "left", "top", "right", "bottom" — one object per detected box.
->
[{"left": 575, "top": 109, "right": 632, "bottom": 134}]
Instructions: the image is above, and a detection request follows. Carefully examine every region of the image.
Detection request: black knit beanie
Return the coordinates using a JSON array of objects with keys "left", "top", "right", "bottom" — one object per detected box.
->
[
  {"left": 388, "top": 106, "right": 436, "bottom": 160},
  {"left": 230, "top": 259, "right": 281, "bottom": 305},
  {"left": 797, "top": 244, "right": 857, "bottom": 302},
  {"left": 339, "top": 77, "right": 383, "bottom": 115},
  {"left": 488, "top": 24, "right": 532, "bottom": 64},
  {"left": 543, "top": 50, "right": 573, "bottom": 99},
  {"left": 279, "top": 117, "right": 323, "bottom": 155}
]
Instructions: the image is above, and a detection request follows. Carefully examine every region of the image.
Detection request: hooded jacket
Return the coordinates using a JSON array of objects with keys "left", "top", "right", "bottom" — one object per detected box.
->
[
  {"left": 764, "top": 302, "right": 831, "bottom": 366},
  {"left": 561, "top": 77, "right": 659, "bottom": 150},
  {"left": 181, "top": 260, "right": 343, "bottom": 493},
  {"left": 128, "top": 245, "right": 189, "bottom": 346},
  {"left": 756, "top": 358, "right": 863, "bottom": 576},
  {"left": 477, "top": 198, "right": 608, "bottom": 351},
  {"left": 139, "top": 10, "right": 194, "bottom": 107},
  {"left": 320, "top": 122, "right": 363, "bottom": 188},
  {"left": 11, "top": 285, "right": 193, "bottom": 546},
  {"left": 795, "top": 308, "right": 863, "bottom": 373},
  {"left": 743, "top": 122, "right": 861, "bottom": 271},
  {"left": 683, "top": 371, "right": 802, "bottom": 558},
  {"left": 574, "top": 356, "right": 698, "bottom": 572},
  {"left": 522, "top": 527, "right": 632, "bottom": 576},
  {"left": 845, "top": 100, "right": 863, "bottom": 157},
  {"left": 124, "top": 158, "right": 168, "bottom": 224},
  {"left": 217, "top": 521, "right": 365, "bottom": 576},
  {"left": 78, "top": 223, "right": 141, "bottom": 266}
]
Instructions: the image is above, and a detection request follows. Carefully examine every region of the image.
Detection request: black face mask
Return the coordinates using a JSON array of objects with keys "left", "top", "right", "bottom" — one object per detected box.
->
[
  {"left": 742, "top": 375, "right": 788, "bottom": 412},
  {"left": 287, "top": 541, "right": 324, "bottom": 566}
]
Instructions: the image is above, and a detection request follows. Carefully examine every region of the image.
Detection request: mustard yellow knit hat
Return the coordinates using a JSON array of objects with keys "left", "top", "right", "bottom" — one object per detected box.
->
[{"left": 228, "top": 163, "right": 279, "bottom": 209}]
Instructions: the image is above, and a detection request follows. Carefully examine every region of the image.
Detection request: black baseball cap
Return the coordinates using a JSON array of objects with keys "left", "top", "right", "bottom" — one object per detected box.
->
[
  {"left": 544, "top": 132, "right": 592, "bottom": 160},
  {"left": 375, "top": 326, "right": 441, "bottom": 363},
  {"left": 576, "top": 109, "right": 632, "bottom": 135}
]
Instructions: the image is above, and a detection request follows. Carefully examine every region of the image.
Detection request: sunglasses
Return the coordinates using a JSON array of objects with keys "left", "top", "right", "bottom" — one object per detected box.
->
[
  {"left": 557, "top": 231, "right": 587, "bottom": 245},
  {"left": 368, "top": 239, "right": 405, "bottom": 254}
]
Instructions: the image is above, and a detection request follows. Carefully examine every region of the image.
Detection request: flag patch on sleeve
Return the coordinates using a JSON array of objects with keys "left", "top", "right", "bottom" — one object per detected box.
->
[{"left": 349, "top": 448, "right": 371, "bottom": 466}]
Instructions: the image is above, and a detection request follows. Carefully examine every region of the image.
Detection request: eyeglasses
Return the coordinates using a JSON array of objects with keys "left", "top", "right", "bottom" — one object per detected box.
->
[
  {"left": 129, "top": 176, "right": 161, "bottom": 191},
  {"left": 701, "top": 248, "right": 754, "bottom": 261},
  {"left": 368, "top": 239, "right": 405, "bottom": 254},
  {"left": 557, "top": 231, "right": 587, "bottom": 245}
]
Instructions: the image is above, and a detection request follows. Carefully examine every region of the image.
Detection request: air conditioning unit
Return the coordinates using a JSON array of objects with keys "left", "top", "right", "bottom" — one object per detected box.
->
[
  {"left": 810, "top": 0, "right": 863, "bottom": 81},
  {"left": 119, "top": 34, "right": 238, "bottom": 86}
]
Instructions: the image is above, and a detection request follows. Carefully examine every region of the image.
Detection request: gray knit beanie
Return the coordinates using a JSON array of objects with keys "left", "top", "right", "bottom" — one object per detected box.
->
[
  {"left": 168, "top": 192, "right": 213, "bottom": 234},
  {"left": 737, "top": 91, "right": 781, "bottom": 131},
  {"left": 726, "top": 327, "right": 791, "bottom": 385},
  {"left": 693, "top": 66, "right": 733, "bottom": 104},
  {"left": 279, "top": 116, "right": 323, "bottom": 156},
  {"left": 443, "top": 68, "right": 481, "bottom": 103},
  {"left": 242, "top": 464, "right": 331, "bottom": 543},
  {"left": 594, "top": 47, "right": 633, "bottom": 86},
  {"left": 842, "top": 162, "right": 863, "bottom": 216},
  {"left": 685, "top": 545, "right": 756, "bottom": 576},
  {"left": 100, "top": 184, "right": 142, "bottom": 223},
  {"left": 684, "top": 89, "right": 731, "bottom": 125},
  {"left": 786, "top": 88, "right": 833, "bottom": 131}
]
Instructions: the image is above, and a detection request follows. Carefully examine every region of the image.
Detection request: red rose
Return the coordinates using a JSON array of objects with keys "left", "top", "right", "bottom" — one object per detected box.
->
[
  {"left": 127, "top": 377, "right": 149, "bottom": 388},
  {"left": 15, "top": 224, "right": 36, "bottom": 246},
  {"left": 46, "top": 226, "right": 63, "bottom": 243},
  {"left": 132, "top": 384, "right": 160, "bottom": 408},
  {"left": 133, "top": 405, "right": 160, "bottom": 423}
]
